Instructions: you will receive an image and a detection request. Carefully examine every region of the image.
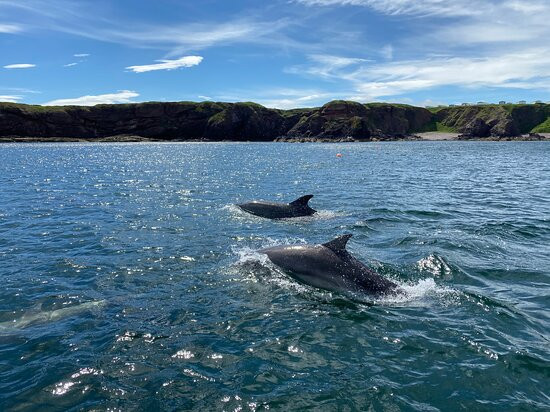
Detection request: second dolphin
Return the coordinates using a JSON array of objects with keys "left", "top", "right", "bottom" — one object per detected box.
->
[{"left": 238, "top": 195, "right": 316, "bottom": 219}]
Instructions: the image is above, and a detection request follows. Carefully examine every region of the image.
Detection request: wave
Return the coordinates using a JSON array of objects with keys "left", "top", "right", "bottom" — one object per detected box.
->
[
  {"left": 369, "top": 208, "right": 452, "bottom": 219},
  {"left": 374, "top": 278, "right": 461, "bottom": 307}
]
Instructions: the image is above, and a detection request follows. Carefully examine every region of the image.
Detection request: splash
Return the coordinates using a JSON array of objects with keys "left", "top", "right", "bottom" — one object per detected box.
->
[
  {"left": 417, "top": 254, "right": 453, "bottom": 278},
  {"left": 284, "top": 209, "right": 346, "bottom": 222},
  {"left": 375, "top": 278, "right": 461, "bottom": 306},
  {"left": 231, "top": 236, "right": 307, "bottom": 265}
]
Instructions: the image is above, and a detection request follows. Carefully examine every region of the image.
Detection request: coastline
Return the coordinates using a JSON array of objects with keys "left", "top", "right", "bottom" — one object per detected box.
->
[
  {"left": 1, "top": 100, "right": 549, "bottom": 143},
  {"left": 1, "top": 132, "right": 549, "bottom": 143}
]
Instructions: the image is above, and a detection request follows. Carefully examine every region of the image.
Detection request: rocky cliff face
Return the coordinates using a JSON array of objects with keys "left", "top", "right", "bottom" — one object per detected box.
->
[
  {"left": 285, "top": 101, "right": 433, "bottom": 139},
  {"left": 0, "top": 100, "right": 548, "bottom": 140},
  {"left": 435, "top": 104, "right": 550, "bottom": 137}
]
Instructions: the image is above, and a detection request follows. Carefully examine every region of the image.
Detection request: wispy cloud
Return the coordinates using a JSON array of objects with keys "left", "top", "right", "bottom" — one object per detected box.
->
[
  {"left": 258, "top": 93, "right": 333, "bottom": 109},
  {"left": 74, "top": 53, "right": 89, "bottom": 57},
  {"left": 286, "top": 54, "right": 368, "bottom": 80},
  {"left": 295, "top": 0, "right": 487, "bottom": 17},
  {"left": 299, "top": 48, "right": 550, "bottom": 101},
  {"left": 0, "top": 95, "right": 22, "bottom": 102},
  {"left": 126, "top": 56, "right": 203, "bottom": 73},
  {"left": 287, "top": 0, "right": 550, "bottom": 101},
  {"left": 0, "top": 23, "right": 22, "bottom": 33},
  {"left": 4, "top": 63, "right": 36, "bottom": 69},
  {"left": 297, "top": 0, "right": 550, "bottom": 46},
  {"left": 63, "top": 62, "right": 78, "bottom": 67},
  {"left": 0, "top": 87, "right": 41, "bottom": 94},
  {"left": 44, "top": 90, "right": 139, "bottom": 106},
  {"left": 0, "top": 0, "right": 293, "bottom": 54},
  {"left": 213, "top": 87, "right": 337, "bottom": 109}
]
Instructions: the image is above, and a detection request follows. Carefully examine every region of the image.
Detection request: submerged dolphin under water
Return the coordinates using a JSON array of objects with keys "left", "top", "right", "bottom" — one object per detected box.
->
[
  {"left": 260, "top": 234, "right": 399, "bottom": 296},
  {"left": 237, "top": 195, "right": 316, "bottom": 219},
  {"left": 0, "top": 300, "right": 106, "bottom": 332}
]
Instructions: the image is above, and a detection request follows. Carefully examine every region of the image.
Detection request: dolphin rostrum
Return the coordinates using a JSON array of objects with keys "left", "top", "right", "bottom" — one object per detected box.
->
[
  {"left": 260, "top": 234, "right": 399, "bottom": 296},
  {"left": 237, "top": 195, "right": 316, "bottom": 219}
]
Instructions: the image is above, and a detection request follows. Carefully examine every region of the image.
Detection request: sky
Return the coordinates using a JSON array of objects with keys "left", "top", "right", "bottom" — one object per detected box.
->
[{"left": 1, "top": 0, "right": 550, "bottom": 108}]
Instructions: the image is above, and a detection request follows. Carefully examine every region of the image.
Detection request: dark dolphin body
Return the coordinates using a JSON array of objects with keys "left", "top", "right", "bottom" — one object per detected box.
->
[
  {"left": 260, "top": 234, "right": 399, "bottom": 296},
  {"left": 237, "top": 195, "right": 316, "bottom": 219}
]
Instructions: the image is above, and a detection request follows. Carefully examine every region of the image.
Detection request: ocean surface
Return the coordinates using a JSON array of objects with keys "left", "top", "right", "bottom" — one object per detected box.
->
[{"left": 0, "top": 142, "right": 549, "bottom": 411}]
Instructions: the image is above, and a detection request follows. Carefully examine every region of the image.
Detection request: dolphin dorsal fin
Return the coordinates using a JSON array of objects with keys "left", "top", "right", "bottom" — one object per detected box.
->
[
  {"left": 290, "top": 194, "right": 314, "bottom": 207},
  {"left": 322, "top": 234, "right": 352, "bottom": 253}
]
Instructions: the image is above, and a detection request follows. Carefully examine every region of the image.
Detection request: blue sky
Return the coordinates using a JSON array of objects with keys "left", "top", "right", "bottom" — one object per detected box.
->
[{"left": 1, "top": 0, "right": 549, "bottom": 108}]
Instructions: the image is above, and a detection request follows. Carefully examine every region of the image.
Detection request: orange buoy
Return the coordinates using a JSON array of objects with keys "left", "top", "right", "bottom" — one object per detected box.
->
[{"left": 336, "top": 153, "right": 343, "bottom": 158}]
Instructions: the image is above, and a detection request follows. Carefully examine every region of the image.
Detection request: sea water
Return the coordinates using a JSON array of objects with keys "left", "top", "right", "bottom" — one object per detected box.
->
[{"left": 0, "top": 142, "right": 549, "bottom": 410}]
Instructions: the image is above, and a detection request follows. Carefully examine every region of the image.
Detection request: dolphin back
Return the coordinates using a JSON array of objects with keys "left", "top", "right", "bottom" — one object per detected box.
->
[
  {"left": 261, "top": 234, "right": 400, "bottom": 296},
  {"left": 237, "top": 194, "right": 316, "bottom": 219}
]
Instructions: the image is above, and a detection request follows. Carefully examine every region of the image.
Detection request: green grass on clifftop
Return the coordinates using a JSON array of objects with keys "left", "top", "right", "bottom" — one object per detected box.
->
[{"left": 531, "top": 117, "right": 550, "bottom": 133}]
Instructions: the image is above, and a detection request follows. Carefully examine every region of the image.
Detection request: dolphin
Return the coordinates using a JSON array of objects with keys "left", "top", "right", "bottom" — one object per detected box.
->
[
  {"left": 237, "top": 195, "right": 316, "bottom": 219},
  {"left": 0, "top": 300, "right": 106, "bottom": 332},
  {"left": 260, "top": 234, "right": 399, "bottom": 296}
]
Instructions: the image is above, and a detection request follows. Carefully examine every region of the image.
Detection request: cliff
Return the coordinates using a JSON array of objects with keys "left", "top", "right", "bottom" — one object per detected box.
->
[
  {"left": 0, "top": 100, "right": 548, "bottom": 141},
  {"left": 433, "top": 103, "right": 550, "bottom": 137}
]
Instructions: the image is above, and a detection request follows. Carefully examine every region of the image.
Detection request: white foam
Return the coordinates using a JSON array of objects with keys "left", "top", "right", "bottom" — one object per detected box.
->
[
  {"left": 280, "top": 209, "right": 345, "bottom": 223},
  {"left": 416, "top": 254, "right": 452, "bottom": 277},
  {"left": 375, "top": 278, "right": 461, "bottom": 306},
  {"left": 231, "top": 236, "right": 307, "bottom": 264},
  {"left": 233, "top": 246, "right": 270, "bottom": 266}
]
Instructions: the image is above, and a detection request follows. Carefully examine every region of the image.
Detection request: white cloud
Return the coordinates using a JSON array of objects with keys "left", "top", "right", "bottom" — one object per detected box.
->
[
  {"left": 286, "top": 48, "right": 550, "bottom": 102},
  {"left": 0, "top": 23, "right": 22, "bottom": 33},
  {"left": 126, "top": 55, "right": 203, "bottom": 73},
  {"left": 287, "top": 0, "right": 550, "bottom": 100},
  {"left": 343, "top": 49, "right": 550, "bottom": 99},
  {"left": 63, "top": 62, "right": 78, "bottom": 67},
  {"left": 258, "top": 93, "right": 331, "bottom": 109},
  {"left": 74, "top": 53, "right": 89, "bottom": 57},
  {"left": 0, "top": 95, "right": 22, "bottom": 102},
  {"left": 297, "top": 0, "right": 550, "bottom": 46},
  {"left": 0, "top": 87, "right": 41, "bottom": 94},
  {"left": 3, "top": 63, "right": 36, "bottom": 69},
  {"left": 44, "top": 90, "right": 139, "bottom": 106},
  {"left": 198, "top": 95, "right": 212, "bottom": 101},
  {"left": 215, "top": 87, "right": 337, "bottom": 109},
  {"left": 287, "top": 54, "right": 368, "bottom": 80},
  {"left": 310, "top": 54, "right": 368, "bottom": 68},
  {"left": 0, "top": 1, "right": 291, "bottom": 54},
  {"left": 295, "top": 0, "right": 481, "bottom": 17}
]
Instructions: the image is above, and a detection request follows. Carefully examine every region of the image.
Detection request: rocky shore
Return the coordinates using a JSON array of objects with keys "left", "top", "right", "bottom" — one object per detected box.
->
[{"left": 0, "top": 100, "right": 549, "bottom": 142}]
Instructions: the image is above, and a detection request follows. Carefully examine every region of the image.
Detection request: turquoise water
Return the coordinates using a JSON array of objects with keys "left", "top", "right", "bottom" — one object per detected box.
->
[{"left": 0, "top": 142, "right": 549, "bottom": 411}]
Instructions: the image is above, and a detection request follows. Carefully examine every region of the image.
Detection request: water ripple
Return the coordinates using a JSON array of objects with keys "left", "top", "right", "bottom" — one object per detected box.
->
[{"left": 0, "top": 142, "right": 549, "bottom": 410}]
